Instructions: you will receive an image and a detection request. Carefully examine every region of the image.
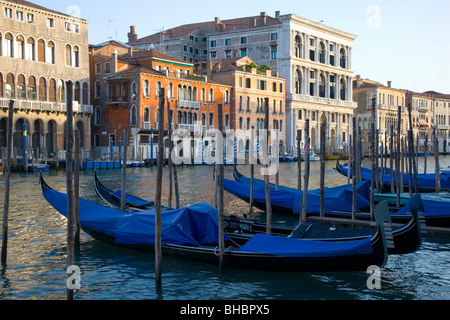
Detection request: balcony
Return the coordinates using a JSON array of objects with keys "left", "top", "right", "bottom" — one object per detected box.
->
[
  {"left": 288, "top": 94, "right": 357, "bottom": 109},
  {"left": 177, "top": 100, "right": 201, "bottom": 109},
  {"left": 0, "top": 98, "right": 93, "bottom": 113}
]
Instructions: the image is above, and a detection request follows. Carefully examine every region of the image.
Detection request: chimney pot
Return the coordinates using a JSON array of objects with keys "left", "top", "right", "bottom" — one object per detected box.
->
[{"left": 388, "top": 81, "right": 392, "bottom": 88}]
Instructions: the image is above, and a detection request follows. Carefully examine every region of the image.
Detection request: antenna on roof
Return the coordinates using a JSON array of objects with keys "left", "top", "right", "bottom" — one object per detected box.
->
[
  {"left": 153, "top": 27, "right": 166, "bottom": 54},
  {"left": 106, "top": 19, "right": 116, "bottom": 40}
]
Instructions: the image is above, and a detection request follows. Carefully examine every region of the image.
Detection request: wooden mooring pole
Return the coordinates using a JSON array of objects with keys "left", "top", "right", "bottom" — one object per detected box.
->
[
  {"left": 167, "top": 101, "right": 173, "bottom": 208},
  {"left": 433, "top": 126, "right": 441, "bottom": 193},
  {"left": 121, "top": 130, "right": 128, "bottom": 212},
  {"left": 65, "top": 81, "right": 75, "bottom": 301},
  {"left": 263, "top": 98, "right": 272, "bottom": 234},
  {"left": 300, "top": 119, "right": 310, "bottom": 225},
  {"left": 155, "top": 89, "right": 165, "bottom": 290},
  {"left": 297, "top": 129, "right": 302, "bottom": 191},
  {"left": 249, "top": 126, "right": 255, "bottom": 215},
  {"left": 320, "top": 120, "right": 326, "bottom": 218},
  {"left": 74, "top": 129, "right": 81, "bottom": 249},
  {"left": 1, "top": 100, "right": 14, "bottom": 265},
  {"left": 217, "top": 104, "right": 225, "bottom": 272}
]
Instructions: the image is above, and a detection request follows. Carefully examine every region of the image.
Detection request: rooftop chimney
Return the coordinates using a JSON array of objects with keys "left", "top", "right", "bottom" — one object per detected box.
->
[
  {"left": 260, "top": 12, "right": 267, "bottom": 25},
  {"left": 387, "top": 81, "right": 392, "bottom": 88},
  {"left": 215, "top": 17, "right": 221, "bottom": 30},
  {"left": 275, "top": 11, "right": 280, "bottom": 18},
  {"left": 128, "top": 25, "right": 138, "bottom": 43}
]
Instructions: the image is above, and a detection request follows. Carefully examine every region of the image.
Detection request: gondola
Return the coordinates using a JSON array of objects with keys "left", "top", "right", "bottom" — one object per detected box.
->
[
  {"left": 94, "top": 172, "right": 422, "bottom": 255},
  {"left": 40, "top": 175, "right": 389, "bottom": 272},
  {"left": 335, "top": 161, "right": 450, "bottom": 228},
  {"left": 335, "top": 160, "right": 450, "bottom": 193}
]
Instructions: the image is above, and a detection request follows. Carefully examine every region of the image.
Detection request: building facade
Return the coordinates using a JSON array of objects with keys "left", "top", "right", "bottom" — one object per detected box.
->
[
  {"left": 353, "top": 76, "right": 407, "bottom": 155},
  {"left": 129, "top": 11, "right": 357, "bottom": 154},
  {"left": 0, "top": 0, "right": 92, "bottom": 159},
  {"left": 195, "top": 56, "right": 286, "bottom": 153},
  {"left": 90, "top": 41, "right": 231, "bottom": 160}
]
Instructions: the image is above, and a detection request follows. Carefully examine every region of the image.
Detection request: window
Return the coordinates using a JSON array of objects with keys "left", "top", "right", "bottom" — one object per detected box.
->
[
  {"left": 65, "top": 22, "right": 72, "bottom": 32},
  {"left": 130, "top": 106, "right": 137, "bottom": 126},
  {"left": 240, "top": 37, "right": 247, "bottom": 44},
  {"left": 271, "top": 47, "right": 277, "bottom": 60},
  {"left": 27, "top": 13, "right": 34, "bottom": 23},
  {"left": 209, "top": 88, "right": 214, "bottom": 103},
  {"left": 73, "top": 24, "right": 80, "bottom": 33},
  {"left": 73, "top": 46, "right": 79, "bottom": 67},
  {"left": 26, "top": 37, "right": 35, "bottom": 60},
  {"left": 225, "top": 50, "right": 231, "bottom": 58},
  {"left": 240, "top": 48, "right": 247, "bottom": 57},
  {"left": 246, "top": 78, "right": 251, "bottom": 89},
  {"left": 47, "top": 41, "right": 55, "bottom": 64},
  {"left": 95, "top": 81, "right": 101, "bottom": 98},
  {"left": 295, "top": 35, "right": 302, "bottom": 58},
  {"left": 183, "top": 45, "right": 187, "bottom": 52},
  {"left": 168, "top": 83, "right": 174, "bottom": 99},
  {"left": 16, "top": 10, "right": 24, "bottom": 21},
  {"left": 94, "top": 107, "right": 101, "bottom": 125},
  {"left": 225, "top": 90, "right": 229, "bottom": 104},
  {"left": 16, "top": 35, "right": 25, "bottom": 59},
  {"left": 210, "top": 51, "right": 217, "bottom": 60},
  {"left": 65, "top": 44, "right": 72, "bottom": 66},
  {"left": 38, "top": 39, "right": 45, "bottom": 62},
  {"left": 95, "top": 63, "right": 102, "bottom": 74},
  {"left": 210, "top": 40, "right": 217, "bottom": 48},
  {"left": 28, "top": 76, "right": 36, "bottom": 100},
  {"left": 143, "top": 80, "right": 150, "bottom": 98},
  {"left": 105, "top": 62, "right": 111, "bottom": 74},
  {"left": 4, "top": 8, "right": 12, "bottom": 19},
  {"left": 225, "top": 39, "right": 231, "bottom": 46},
  {"left": 47, "top": 18, "right": 54, "bottom": 28},
  {"left": 17, "top": 74, "right": 25, "bottom": 99},
  {"left": 38, "top": 77, "right": 47, "bottom": 101},
  {"left": 5, "top": 33, "right": 13, "bottom": 57}
]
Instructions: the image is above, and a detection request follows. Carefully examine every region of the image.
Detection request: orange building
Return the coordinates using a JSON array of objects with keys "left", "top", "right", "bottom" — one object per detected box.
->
[
  {"left": 195, "top": 56, "right": 287, "bottom": 154},
  {"left": 90, "top": 41, "right": 231, "bottom": 160}
]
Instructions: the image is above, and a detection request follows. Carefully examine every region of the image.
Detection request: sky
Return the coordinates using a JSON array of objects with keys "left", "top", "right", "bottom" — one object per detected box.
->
[{"left": 31, "top": 0, "right": 450, "bottom": 94}]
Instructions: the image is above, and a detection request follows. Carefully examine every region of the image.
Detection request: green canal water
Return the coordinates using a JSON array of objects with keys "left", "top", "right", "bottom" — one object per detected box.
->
[{"left": 0, "top": 158, "right": 449, "bottom": 300}]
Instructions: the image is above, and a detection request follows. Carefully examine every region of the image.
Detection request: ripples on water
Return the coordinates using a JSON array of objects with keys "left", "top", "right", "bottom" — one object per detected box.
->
[{"left": 0, "top": 157, "right": 449, "bottom": 300}]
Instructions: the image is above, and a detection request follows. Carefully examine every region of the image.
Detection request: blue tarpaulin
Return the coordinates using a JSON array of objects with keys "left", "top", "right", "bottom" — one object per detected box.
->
[
  {"left": 43, "top": 186, "right": 224, "bottom": 247},
  {"left": 224, "top": 179, "right": 371, "bottom": 215},
  {"left": 239, "top": 234, "right": 374, "bottom": 257}
]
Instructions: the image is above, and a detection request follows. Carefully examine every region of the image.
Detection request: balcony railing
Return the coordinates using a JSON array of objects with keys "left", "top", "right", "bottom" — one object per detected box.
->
[
  {"left": 288, "top": 94, "right": 357, "bottom": 108},
  {"left": 0, "top": 98, "right": 93, "bottom": 113},
  {"left": 177, "top": 100, "right": 201, "bottom": 109}
]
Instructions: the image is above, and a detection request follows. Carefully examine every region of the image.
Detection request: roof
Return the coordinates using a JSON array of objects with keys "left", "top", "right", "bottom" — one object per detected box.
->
[
  {"left": 93, "top": 40, "right": 131, "bottom": 49},
  {"left": 119, "top": 48, "right": 192, "bottom": 66},
  {"left": 133, "top": 13, "right": 281, "bottom": 44},
  {"left": 2, "top": 0, "right": 87, "bottom": 21}
]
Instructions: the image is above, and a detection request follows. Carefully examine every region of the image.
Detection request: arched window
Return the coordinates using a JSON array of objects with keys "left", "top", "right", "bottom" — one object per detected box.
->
[
  {"left": 340, "top": 48, "right": 346, "bottom": 68},
  {"left": 74, "top": 81, "right": 81, "bottom": 103},
  {"left": 239, "top": 117, "right": 243, "bottom": 129},
  {"left": 209, "top": 88, "right": 214, "bottom": 103},
  {"left": 201, "top": 113, "right": 206, "bottom": 126},
  {"left": 5, "top": 33, "right": 13, "bottom": 57},
  {"left": 143, "top": 108, "right": 150, "bottom": 122},
  {"left": 319, "top": 74, "right": 326, "bottom": 98},
  {"left": 65, "top": 44, "right": 72, "bottom": 66},
  {"left": 0, "top": 34, "right": 2, "bottom": 58},
  {"left": 16, "top": 35, "right": 25, "bottom": 59},
  {"left": 49, "top": 78, "right": 56, "bottom": 102},
  {"left": 82, "top": 82, "right": 89, "bottom": 104},
  {"left": 319, "top": 42, "right": 325, "bottom": 63},
  {"left": 37, "top": 39, "right": 45, "bottom": 62},
  {"left": 130, "top": 106, "right": 137, "bottom": 125},
  {"left": 340, "top": 78, "right": 347, "bottom": 100},
  {"left": 47, "top": 41, "right": 55, "bottom": 64},
  {"left": 38, "top": 77, "right": 47, "bottom": 101},
  {"left": 193, "top": 87, "right": 198, "bottom": 101},
  {"left": 295, "top": 69, "right": 302, "bottom": 94},
  {"left": 168, "top": 83, "right": 173, "bottom": 99},
  {"left": 17, "top": 74, "right": 25, "bottom": 99},
  {"left": 95, "top": 81, "right": 101, "bottom": 98},
  {"left": 131, "top": 82, "right": 137, "bottom": 100},
  {"left": 187, "top": 86, "right": 192, "bottom": 101},
  {"left": 27, "top": 37, "right": 35, "bottom": 60},
  {"left": 28, "top": 76, "right": 36, "bottom": 100},
  {"left": 279, "top": 101, "right": 283, "bottom": 114},
  {"left": 57, "top": 80, "right": 64, "bottom": 103},
  {"left": 143, "top": 80, "right": 149, "bottom": 98},
  {"left": 239, "top": 96, "right": 243, "bottom": 111},
  {"left": 246, "top": 118, "right": 250, "bottom": 130},
  {"left": 225, "top": 90, "right": 229, "bottom": 104},
  {"left": 94, "top": 106, "right": 101, "bottom": 125},
  {"left": 73, "top": 46, "right": 79, "bottom": 67},
  {"left": 273, "top": 100, "right": 276, "bottom": 114},
  {"left": 5, "top": 73, "right": 14, "bottom": 98},
  {"left": 156, "top": 81, "right": 162, "bottom": 98},
  {"left": 209, "top": 113, "right": 214, "bottom": 127},
  {"left": 247, "top": 97, "right": 251, "bottom": 112},
  {"left": 225, "top": 114, "right": 230, "bottom": 128},
  {"left": 280, "top": 120, "right": 283, "bottom": 132},
  {"left": 295, "top": 35, "right": 302, "bottom": 58},
  {"left": 201, "top": 88, "right": 206, "bottom": 103}
]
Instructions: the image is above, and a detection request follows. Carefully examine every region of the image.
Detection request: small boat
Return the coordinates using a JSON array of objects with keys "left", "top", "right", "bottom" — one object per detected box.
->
[
  {"left": 28, "top": 164, "right": 51, "bottom": 172},
  {"left": 40, "top": 175, "right": 389, "bottom": 272},
  {"left": 279, "top": 155, "right": 296, "bottom": 163},
  {"left": 302, "top": 151, "right": 320, "bottom": 162},
  {"left": 336, "top": 161, "right": 450, "bottom": 193}
]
